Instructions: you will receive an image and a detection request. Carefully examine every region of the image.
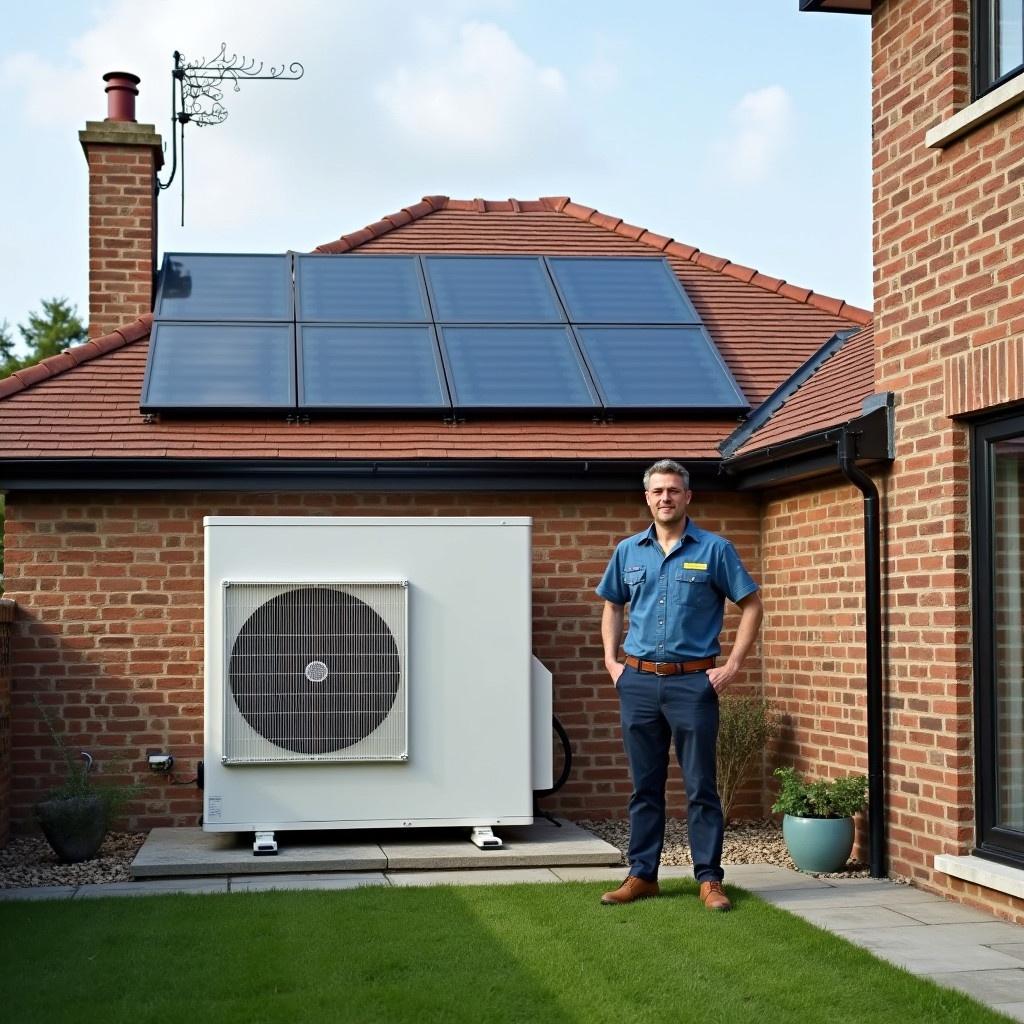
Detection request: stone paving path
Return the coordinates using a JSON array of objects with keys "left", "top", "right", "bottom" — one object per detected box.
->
[{"left": 2, "top": 862, "right": 1022, "bottom": 1021}]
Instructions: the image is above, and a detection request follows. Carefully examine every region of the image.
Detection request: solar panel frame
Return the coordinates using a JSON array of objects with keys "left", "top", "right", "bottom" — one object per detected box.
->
[
  {"left": 294, "top": 254, "right": 432, "bottom": 324},
  {"left": 545, "top": 256, "right": 701, "bottom": 325},
  {"left": 574, "top": 325, "right": 749, "bottom": 411},
  {"left": 423, "top": 255, "right": 567, "bottom": 324},
  {"left": 296, "top": 324, "right": 452, "bottom": 410},
  {"left": 437, "top": 324, "right": 601, "bottom": 410},
  {"left": 140, "top": 321, "right": 297, "bottom": 412},
  {"left": 153, "top": 253, "right": 295, "bottom": 322}
]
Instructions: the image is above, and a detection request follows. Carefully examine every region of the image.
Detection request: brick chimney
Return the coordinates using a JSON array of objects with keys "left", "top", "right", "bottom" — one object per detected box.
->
[{"left": 79, "top": 72, "right": 164, "bottom": 339}]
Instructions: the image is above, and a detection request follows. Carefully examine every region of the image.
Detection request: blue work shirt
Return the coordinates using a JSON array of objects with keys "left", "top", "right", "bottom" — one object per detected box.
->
[{"left": 596, "top": 519, "right": 758, "bottom": 661}]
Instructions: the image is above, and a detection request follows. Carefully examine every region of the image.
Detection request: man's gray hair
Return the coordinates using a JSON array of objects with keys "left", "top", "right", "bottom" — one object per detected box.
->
[{"left": 643, "top": 459, "right": 690, "bottom": 491}]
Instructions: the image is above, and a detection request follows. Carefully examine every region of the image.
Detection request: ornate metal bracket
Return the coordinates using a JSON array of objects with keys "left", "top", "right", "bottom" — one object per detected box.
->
[{"left": 157, "top": 44, "right": 304, "bottom": 224}]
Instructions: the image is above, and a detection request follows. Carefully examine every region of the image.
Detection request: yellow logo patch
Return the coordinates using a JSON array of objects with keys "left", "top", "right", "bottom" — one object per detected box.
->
[{"left": 683, "top": 562, "right": 708, "bottom": 570}]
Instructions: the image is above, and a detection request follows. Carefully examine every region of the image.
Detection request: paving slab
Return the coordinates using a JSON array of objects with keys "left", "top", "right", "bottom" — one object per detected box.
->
[
  {"left": 991, "top": 944, "right": 1024, "bottom": 964},
  {"left": 132, "top": 827, "right": 386, "bottom": 878},
  {"left": 786, "top": 904, "right": 933, "bottom": 931},
  {"left": 894, "top": 900, "right": 1003, "bottom": 925},
  {"left": 387, "top": 868, "right": 561, "bottom": 888},
  {"left": 380, "top": 818, "right": 620, "bottom": 870},
  {"left": 0, "top": 885, "right": 77, "bottom": 902},
  {"left": 992, "top": 1002, "right": 1024, "bottom": 1023},
  {"left": 759, "top": 887, "right": 943, "bottom": 910},
  {"left": 76, "top": 877, "right": 229, "bottom": 899},
  {"left": 718, "top": 864, "right": 833, "bottom": 891},
  {"left": 230, "top": 872, "right": 389, "bottom": 893},
  {"left": 925, "top": 969, "right": 1024, "bottom": 1003},
  {"left": 833, "top": 923, "right": 1024, "bottom": 973}
]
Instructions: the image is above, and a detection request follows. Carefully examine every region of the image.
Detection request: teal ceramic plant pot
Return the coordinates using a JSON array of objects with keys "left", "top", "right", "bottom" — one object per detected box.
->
[{"left": 782, "top": 814, "right": 855, "bottom": 873}]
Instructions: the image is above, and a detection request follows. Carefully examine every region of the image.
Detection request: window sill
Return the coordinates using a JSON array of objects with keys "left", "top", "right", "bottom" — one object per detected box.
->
[
  {"left": 934, "top": 853, "right": 1024, "bottom": 898},
  {"left": 925, "top": 74, "right": 1024, "bottom": 148}
]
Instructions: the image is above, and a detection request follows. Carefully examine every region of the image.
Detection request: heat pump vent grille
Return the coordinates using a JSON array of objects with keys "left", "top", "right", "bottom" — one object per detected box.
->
[{"left": 223, "top": 582, "right": 407, "bottom": 764}]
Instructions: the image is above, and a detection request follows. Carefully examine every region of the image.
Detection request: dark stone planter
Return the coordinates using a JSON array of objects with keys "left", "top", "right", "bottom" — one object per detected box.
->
[
  {"left": 35, "top": 795, "right": 107, "bottom": 863},
  {"left": 782, "top": 813, "right": 855, "bottom": 873}
]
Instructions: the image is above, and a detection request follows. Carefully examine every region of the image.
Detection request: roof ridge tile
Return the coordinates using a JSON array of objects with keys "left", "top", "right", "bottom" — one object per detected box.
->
[{"left": 312, "top": 193, "right": 872, "bottom": 324}]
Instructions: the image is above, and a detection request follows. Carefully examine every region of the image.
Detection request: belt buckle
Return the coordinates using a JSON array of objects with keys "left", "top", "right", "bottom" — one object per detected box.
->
[{"left": 653, "top": 662, "right": 672, "bottom": 676}]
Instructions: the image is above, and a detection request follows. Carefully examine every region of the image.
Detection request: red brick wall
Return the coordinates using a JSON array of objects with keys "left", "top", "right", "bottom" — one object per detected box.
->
[
  {"left": 3, "top": 488, "right": 761, "bottom": 832},
  {"left": 761, "top": 479, "right": 872, "bottom": 856},
  {"left": 0, "top": 599, "right": 14, "bottom": 846},
  {"left": 81, "top": 139, "right": 159, "bottom": 339},
  {"left": 872, "top": 0, "right": 1022, "bottom": 912}
]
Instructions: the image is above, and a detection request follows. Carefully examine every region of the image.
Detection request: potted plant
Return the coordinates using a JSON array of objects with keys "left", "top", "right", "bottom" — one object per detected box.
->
[
  {"left": 772, "top": 766, "right": 868, "bottom": 873},
  {"left": 33, "top": 699, "right": 142, "bottom": 863}
]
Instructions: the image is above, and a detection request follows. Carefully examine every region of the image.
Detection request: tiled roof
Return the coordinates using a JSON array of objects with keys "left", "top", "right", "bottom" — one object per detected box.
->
[
  {"left": 727, "top": 323, "right": 876, "bottom": 458},
  {"left": 0, "top": 195, "right": 871, "bottom": 463}
]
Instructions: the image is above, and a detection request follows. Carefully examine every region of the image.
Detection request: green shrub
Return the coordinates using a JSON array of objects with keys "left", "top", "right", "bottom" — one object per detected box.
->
[
  {"left": 716, "top": 695, "right": 779, "bottom": 819},
  {"left": 771, "top": 766, "right": 867, "bottom": 819}
]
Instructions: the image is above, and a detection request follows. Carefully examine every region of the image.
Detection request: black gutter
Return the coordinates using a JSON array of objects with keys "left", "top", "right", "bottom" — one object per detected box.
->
[
  {"left": 837, "top": 429, "right": 886, "bottom": 879},
  {"left": 0, "top": 457, "right": 730, "bottom": 493}
]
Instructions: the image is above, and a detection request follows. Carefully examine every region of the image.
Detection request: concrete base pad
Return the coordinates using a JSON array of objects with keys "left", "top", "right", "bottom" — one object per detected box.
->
[{"left": 132, "top": 818, "right": 622, "bottom": 879}]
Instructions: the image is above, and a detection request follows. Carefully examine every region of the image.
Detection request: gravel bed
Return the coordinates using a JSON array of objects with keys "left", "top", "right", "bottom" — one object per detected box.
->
[
  {"left": 578, "top": 818, "right": 871, "bottom": 879},
  {"left": 0, "top": 833, "right": 146, "bottom": 889}
]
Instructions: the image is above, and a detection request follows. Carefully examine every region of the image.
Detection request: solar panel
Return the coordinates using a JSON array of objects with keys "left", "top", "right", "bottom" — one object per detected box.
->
[
  {"left": 295, "top": 255, "right": 430, "bottom": 322},
  {"left": 299, "top": 326, "right": 449, "bottom": 408},
  {"left": 424, "top": 257, "right": 564, "bottom": 323},
  {"left": 142, "top": 323, "right": 295, "bottom": 409},
  {"left": 547, "top": 257, "right": 699, "bottom": 324},
  {"left": 154, "top": 254, "right": 293, "bottom": 321},
  {"left": 576, "top": 327, "right": 747, "bottom": 409},
  {"left": 439, "top": 326, "right": 598, "bottom": 408}
]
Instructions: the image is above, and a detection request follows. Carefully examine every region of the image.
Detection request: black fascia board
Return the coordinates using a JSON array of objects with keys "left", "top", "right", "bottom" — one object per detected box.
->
[
  {"left": 721, "top": 393, "right": 894, "bottom": 490},
  {"left": 719, "top": 327, "right": 861, "bottom": 458},
  {"left": 0, "top": 457, "right": 730, "bottom": 493},
  {"left": 799, "top": 0, "right": 872, "bottom": 13}
]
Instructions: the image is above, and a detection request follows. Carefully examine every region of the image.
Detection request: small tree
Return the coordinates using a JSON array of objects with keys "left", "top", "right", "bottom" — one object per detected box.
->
[
  {"left": 1, "top": 298, "right": 87, "bottom": 378},
  {"left": 716, "top": 695, "right": 779, "bottom": 820}
]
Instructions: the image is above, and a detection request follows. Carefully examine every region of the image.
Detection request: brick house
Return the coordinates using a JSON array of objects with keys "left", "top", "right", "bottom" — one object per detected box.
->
[
  {"left": 0, "top": 71, "right": 889, "bottom": 854},
  {"left": 797, "top": 0, "right": 1024, "bottom": 919}
]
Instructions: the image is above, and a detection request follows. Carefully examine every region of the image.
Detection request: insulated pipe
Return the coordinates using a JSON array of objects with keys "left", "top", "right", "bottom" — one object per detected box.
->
[{"left": 837, "top": 430, "right": 886, "bottom": 878}]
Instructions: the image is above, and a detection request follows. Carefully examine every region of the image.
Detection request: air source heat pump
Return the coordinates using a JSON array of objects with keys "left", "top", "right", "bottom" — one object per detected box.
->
[{"left": 203, "top": 516, "right": 551, "bottom": 852}]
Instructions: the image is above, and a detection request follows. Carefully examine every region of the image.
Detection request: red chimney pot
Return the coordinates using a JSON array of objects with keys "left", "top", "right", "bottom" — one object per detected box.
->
[{"left": 103, "top": 71, "right": 141, "bottom": 122}]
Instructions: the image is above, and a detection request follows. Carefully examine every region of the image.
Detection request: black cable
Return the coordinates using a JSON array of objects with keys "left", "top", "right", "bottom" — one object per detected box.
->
[{"left": 534, "top": 714, "right": 573, "bottom": 799}]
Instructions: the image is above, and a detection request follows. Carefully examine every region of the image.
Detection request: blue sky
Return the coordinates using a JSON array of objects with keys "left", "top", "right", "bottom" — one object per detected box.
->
[{"left": 0, "top": 1, "right": 870, "bottom": 349}]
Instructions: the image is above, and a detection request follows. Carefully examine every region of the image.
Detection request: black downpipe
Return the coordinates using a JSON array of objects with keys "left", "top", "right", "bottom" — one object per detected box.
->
[{"left": 837, "top": 431, "right": 886, "bottom": 878}]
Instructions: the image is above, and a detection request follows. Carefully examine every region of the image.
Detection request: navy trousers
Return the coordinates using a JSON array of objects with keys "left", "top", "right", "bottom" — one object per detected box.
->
[{"left": 616, "top": 665, "right": 724, "bottom": 883}]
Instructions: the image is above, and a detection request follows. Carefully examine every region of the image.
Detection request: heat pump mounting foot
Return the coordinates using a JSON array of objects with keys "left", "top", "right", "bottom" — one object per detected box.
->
[
  {"left": 253, "top": 831, "right": 278, "bottom": 856},
  {"left": 470, "top": 826, "right": 502, "bottom": 849}
]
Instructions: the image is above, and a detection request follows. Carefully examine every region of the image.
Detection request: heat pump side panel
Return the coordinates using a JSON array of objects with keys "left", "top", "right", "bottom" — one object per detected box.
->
[{"left": 203, "top": 517, "right": 532, "bottom": 831}]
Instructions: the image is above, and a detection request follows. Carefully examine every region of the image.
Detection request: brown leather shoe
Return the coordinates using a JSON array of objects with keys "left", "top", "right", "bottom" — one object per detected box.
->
[
  {"left": 601, "top": 875, "right": 660, "bottom": 905},
  {"left": 699, "top": 881, "right": 732, "bottom": 911}
]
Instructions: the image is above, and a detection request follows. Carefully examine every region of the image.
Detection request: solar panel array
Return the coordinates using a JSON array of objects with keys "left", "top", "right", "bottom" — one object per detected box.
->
[{"left": 141, "top": 253, "right": 748, "bottom": 413}]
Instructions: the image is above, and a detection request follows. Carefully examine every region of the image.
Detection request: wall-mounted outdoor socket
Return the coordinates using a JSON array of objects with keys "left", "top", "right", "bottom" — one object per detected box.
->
[{"left": 147, "top": 751, "right": 174, "bottom": 772}]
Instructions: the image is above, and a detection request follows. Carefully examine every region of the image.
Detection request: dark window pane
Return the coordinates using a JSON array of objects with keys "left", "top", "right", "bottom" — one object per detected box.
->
[
  {"left": 143, "top": 323, "right": 294, "bottom": 408},
  {"left": 424, "top": 257, "right": 564, "bottom": 323},
  {"left": 155, "top": 254, "right": 292, "bottom": 321},
  {"left": 577, "top": 327, "right": 747, "bottom": 409},
  {"left": 440, "top": 326, "right": 597, "bottom": 408},
  {"left": 548, "top": 257, "right": 699, "bottom": 324},
  {"left": 300, "top": 326, "right": 448, "bottom": 408},
  {"left": 296, "top": 255, "right": 429, "bottom": 322},
  {"left": 997, "top": 0, "right": 1024, "bottom": 78}
]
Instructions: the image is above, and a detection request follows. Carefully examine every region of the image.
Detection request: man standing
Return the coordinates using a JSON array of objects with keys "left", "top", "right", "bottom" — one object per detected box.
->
[{"left": 597, "top": 459, "right": 762, "bottom": 911}]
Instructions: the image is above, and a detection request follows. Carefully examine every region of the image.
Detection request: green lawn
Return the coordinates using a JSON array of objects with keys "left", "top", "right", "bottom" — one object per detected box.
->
[{"left": 0, "top": 879, "right": 1008, "bottom": 1024}]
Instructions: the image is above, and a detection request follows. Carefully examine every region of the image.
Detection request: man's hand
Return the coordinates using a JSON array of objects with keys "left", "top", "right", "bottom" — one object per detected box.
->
[
  {"left": 707, "top": 660, "right": 738, "bottom": 694},
  {"left": 607, "top": 660, "right": 626, "bottom": 684},
  {"left": 708, "top": 592, "right": 763, "bottom": 694}
]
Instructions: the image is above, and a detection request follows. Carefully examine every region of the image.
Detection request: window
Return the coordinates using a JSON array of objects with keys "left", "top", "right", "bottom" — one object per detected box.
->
[
  {"left": 975, "top": 1, "right": 1024, "bottom": 98},
  {"left": 972, "top": 410, "right": 1024, "bottom": 867}
]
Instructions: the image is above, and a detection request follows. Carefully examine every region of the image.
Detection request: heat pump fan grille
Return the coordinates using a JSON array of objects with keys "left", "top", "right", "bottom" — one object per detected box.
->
[{"left": 223, "top": 582, "right": 407, "bottom": 763}]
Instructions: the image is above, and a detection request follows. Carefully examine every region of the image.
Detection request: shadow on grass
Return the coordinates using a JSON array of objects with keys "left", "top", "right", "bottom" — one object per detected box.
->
[{"left": 0, "top": 879, "right": 1010, "bottom": 1024}]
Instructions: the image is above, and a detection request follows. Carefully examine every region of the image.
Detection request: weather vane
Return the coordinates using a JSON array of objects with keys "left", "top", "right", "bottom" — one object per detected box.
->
[{"left": 157, "top": 44, "right": 304, "bottom": 225}]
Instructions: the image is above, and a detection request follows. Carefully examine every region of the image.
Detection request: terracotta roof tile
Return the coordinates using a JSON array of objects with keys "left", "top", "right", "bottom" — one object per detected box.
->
[
  {"left": 731, "top": 324, "right": 876, "bottom": 456},
  {"left": 0, "top": 196, "right": 872, "bottom": 465}
]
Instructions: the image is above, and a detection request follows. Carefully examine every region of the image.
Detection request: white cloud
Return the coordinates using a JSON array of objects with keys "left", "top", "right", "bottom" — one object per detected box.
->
[
  {"left": 376, "top": 21, "right": 573, "bottom": 161},
  {"left": 713, "top": 85, "right": 793, "bottom": 185}
]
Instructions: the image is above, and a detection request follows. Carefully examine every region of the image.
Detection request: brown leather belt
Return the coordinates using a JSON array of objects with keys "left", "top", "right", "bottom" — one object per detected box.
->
[{"left": 624, "top": 655, "right": 716, "bottom": 676}]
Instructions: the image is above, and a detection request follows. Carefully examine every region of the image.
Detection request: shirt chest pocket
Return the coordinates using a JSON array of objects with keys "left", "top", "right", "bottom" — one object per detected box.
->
[
  {"left": 675, "top": 569, "right": 715, "bottom": 606},
  {"left": 623, "top": 567, "right": 646, "bottom": 593}
]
